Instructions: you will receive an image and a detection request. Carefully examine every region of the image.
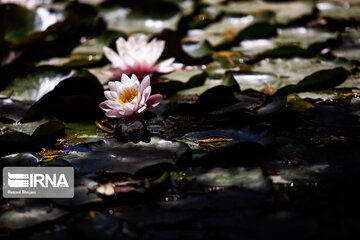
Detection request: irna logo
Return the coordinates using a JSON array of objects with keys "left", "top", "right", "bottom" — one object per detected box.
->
[
  {"left": 3, "top": 167, "right": 74, "bottom": 198},
  {"left": 8, "top": 172, "right": 69, "bottom": 188}
]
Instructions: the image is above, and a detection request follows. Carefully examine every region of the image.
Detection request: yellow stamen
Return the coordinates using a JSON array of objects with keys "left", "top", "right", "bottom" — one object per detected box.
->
[{"left": 118, "top": 88, "right": 138, "bottom": 104}]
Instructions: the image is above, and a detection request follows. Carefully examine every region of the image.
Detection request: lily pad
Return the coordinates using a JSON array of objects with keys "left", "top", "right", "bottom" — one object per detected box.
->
[
  {"left": 275, "top": 67, "right": 349, "bottom": 95},
  {"left": 153, "top": 69, "right": 208, "bottom": 96},
  {"left": 203, "top": 15, "right": 255, "bottom": 47},
  {"left": 101, "top": 1, "right": 181, "bottom": 34},
  {"left": 2, "top": 4, "right": 64, "bottom": 43},
  {"left": 274, "top": 27, "right": 338, "bottom": 50},
  {"left": 332, "top": 28, "right": 360, "bottom": 62},
  {"left": 3, "top": 66, "right": 97, "bottom": 102},
  {"left": 195, "top": 167, "right": 270, "bottom": 191},
  {"left": 0, "top": 120, "right": 65, "bottom": 154},
  {"left": 0, "top": 152, "right": 39, "bottom": 167},
  {"left": 60, "top": 137, "right": 189, "bottom": 178},
  {"left": 64, "top": 121, "right": 109, "bottom": 145},
  {"left": 319, "top": 5, "right": 360, "bottom": 21},
  {"left": 0, "top": 98, "right": 30, "bottom": 121},
  {"left": 246, "top": 58, "right": 354, "bottom": 92},
  {"left": 0, "top": 206, "right": 68, "bottom": 231},
  {"left": 20, "top": 76, "right": 105, "bottom": 122},
  {"left": 51, "top": 185, "right": 104, "bottom": 207},
  {"left": 220, "top": 1, "right": 314, "bottom": 25}
]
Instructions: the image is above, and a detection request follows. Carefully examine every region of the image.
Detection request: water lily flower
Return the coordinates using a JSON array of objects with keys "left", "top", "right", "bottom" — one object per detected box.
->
[
  {"left": 99, "top": 74, "right": 163, "bottom": 125},
  {"left": 102, "top": 34, "right": 175, "bottom": 79}
]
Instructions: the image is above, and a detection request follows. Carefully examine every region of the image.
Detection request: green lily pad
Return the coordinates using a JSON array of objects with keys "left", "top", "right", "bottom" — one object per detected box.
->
[
  {"left": 332, "top": 28, "right": 360, "bottom": 62},
  {"left": 0, "top": 207, "right": 68, "bottom": 231},
  {"left": 220, "top": 1, "right": 314, "bottom": 25},
  {"left": 101, "top": 1, "right": 181, "bottom": 34},
  {"left": 175, "top": 78, "right": 224, "bottom": 97},
  {"left": 61, "top": 30, "right": 126, "bottom": 68},
  {"left": 0, "top": 98, "right": 30, "bottom": 122},
  {"left": 2, "top": 4, "right": 64, "bottom": 43},
  {"left": 319, "top": 5, "right": 360, "bottom": 21},
  {"left": 64, "top": 121, "right": 109, "bottom": 145},
  {"left": 182, "top": 40, "right": 213, "bottom": 59},
  {"left": 0, "top": 152, "right": 39, "bottom": 167},
  {"left": 0, "top": 120, "right": 65, "bottom": 154},
  {"left": 233, "top": 39, "right": 276, "bottom": 58},
  {"left": 203, "top": 15, "right": 255, "bottom": 47},
  {"left": 3, "top": 66, "right": 97, "bottom": 102},
  {"left": 152, "top": 69, "right": 208, "bottom": 96},
  {"left": 20, "top": 76, "right": 105, "bottom": 122},
  {"left": 337, "top": 72, "right": 360, "bottom": 89},
  {"left": 249, "top": 28, "right": 339, "bottom": 60},
  {"left": 276, "top": 67, "right": 349, "bottom": 95},
  {"left": 246, "top": 58, "right": 354, "bottom": 92},
  {"left": 60, "top": 137, "right": 189, "bottom": 178},
  {"left": 273, "top": 27, "right": 338, "bottom": 50},
  {"left": 196, "top": 168, "right": 270, "bottom": 191},
  {"left": 225, "top": 71, "right": 278, "bottom": 92},
  {"left": 51, "top": 185, "right": 104, "bottom": 207}
]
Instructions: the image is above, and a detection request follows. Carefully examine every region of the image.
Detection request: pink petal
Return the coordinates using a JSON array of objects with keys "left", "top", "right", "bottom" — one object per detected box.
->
[
  {"left": 137, "top": 105, "right": 147, "bottom": 114},
  {"left": 104, "top": 91, "right": 116, "bottom": 101},
  {"left": 121, "top": 74, "right": 131, "bottom": 85},
  {"left": 99, "top": 102, "right": 111, "bottom": 111},
  {"left": 122, "top": 102, "right": 138, "bottom": 116},
  {"left": 103, "top": 47, "right": 125, "bottom": 69},
  {"left": 140, "top": 76, "right": 150, "bottom": 94},
  {"left": 140, "top": 86, "right": 151, "bottom": 107},
  {"left": 154, "top": 58, "right": 175, "bottom": 73},
  {"left": 124, "top": 113, "right": 139, "bottom": 126},
  {"left": 108, "top": 81, "right": 117, "bottom": 92},
  {"left": 115, "top": 37, "right": 127, "bottom": 55},
  {"left": 105, "top": 110, "right": 123, "bottom": 118},
  {"left": 146, "top": 94, "right": 162, "bottom": 110},
  {"left": 104, "top": 100, "right": 122, "bottom": 110}
]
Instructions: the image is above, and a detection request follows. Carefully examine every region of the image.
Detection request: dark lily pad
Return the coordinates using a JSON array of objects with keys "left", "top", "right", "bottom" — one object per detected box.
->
[
  {"left": 0, "top": 120, "right": 65, "bottom": 154},
  {"left": 100, "top": 1, "right": 181, "bottom": 34},
  {"left": 3, "top": 66, "right": 96, "bottom": 102},
  {"left": 152, "top": 29, "right": 213, "bottom": 65},
  {"left": 0, "top": 98, "right": 30, "bottom": 122},
  {"left": 195, "top": 167, "right": 270, "bottom": 191},
  {"left": 220, "top": 1, "right": 314, "bottom": 25},
  {"left": 0, "top": 206, "right": 68, "bottom": 231},
  {"left": 319, "top": 5, "right": 360, "bottom": 22},
  {"left": 153, "top": 70, "right": 208, "bottom": 96},
  {"left": 332, "top": 28, "right": 360, "bottom": 62},
  {"left": 51, "top": 185, "right": 104, "bottom": 207},
  {"left": 275, "top": 67, "right": 349, "bottom": 95},
  {"left": 0, "top": 153, "right": 39, "bottom": 167},
  {"left": 60, "top": 137, "right": 189, "bottom": 178},
  {"left": 64, "top": 121, "right": 108, "bottom": 145},
  {"left": 20, "top": 76, "right": 105, "bottom": 122},
  {"left": 2, "top": 4, "right": 64, "bottom": 43},
  {"left": 249, "top": 58, "right": 354, "bottom": 92}
]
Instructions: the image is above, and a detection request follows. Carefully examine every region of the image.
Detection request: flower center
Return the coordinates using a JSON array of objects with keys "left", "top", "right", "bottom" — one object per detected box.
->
[{"left": 118, "top": 88, "right": 138, "bottom": 104}]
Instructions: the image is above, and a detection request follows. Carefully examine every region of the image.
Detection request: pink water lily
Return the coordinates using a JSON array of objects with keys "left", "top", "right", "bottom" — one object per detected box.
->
[
  {"left": 102, "top": 34, "right": 175, "bottom": 79},
  {"left": 99, "top": 74, "right": 162, "bottom": 125}
]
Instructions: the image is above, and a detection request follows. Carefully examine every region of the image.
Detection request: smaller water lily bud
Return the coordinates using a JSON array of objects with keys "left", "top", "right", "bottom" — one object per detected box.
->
[
  {"left": 99, "top": 74, "right": 162, "bottom": 126},
  {"left": 102, "top": 34, "right": 175, "bottom": 78}
]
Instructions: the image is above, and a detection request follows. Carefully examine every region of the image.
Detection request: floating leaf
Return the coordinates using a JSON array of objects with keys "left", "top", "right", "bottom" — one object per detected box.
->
[
  {"left": 220, "top": 1, "right": 314, "bottom": 25},
  {"left": 21, "top": 76, "right": 105, "bottom": 122},
  {"left": 101, "top": 1, "right": 181, "bottom": 34},
  {"left": 2, "top": 4, "right": 64, "bottom": 43},
  {"left": 60, "top": 137, "right": 189, "bottom": 178},
  {"left": 0, "top": 206, "right": 68, "bottom": 231},
  {"left": 275, "top": 67, "right": 349, "bottom": 95},
  {"left": 0, "top": 120, "right": 65, "bottom": 154}
]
